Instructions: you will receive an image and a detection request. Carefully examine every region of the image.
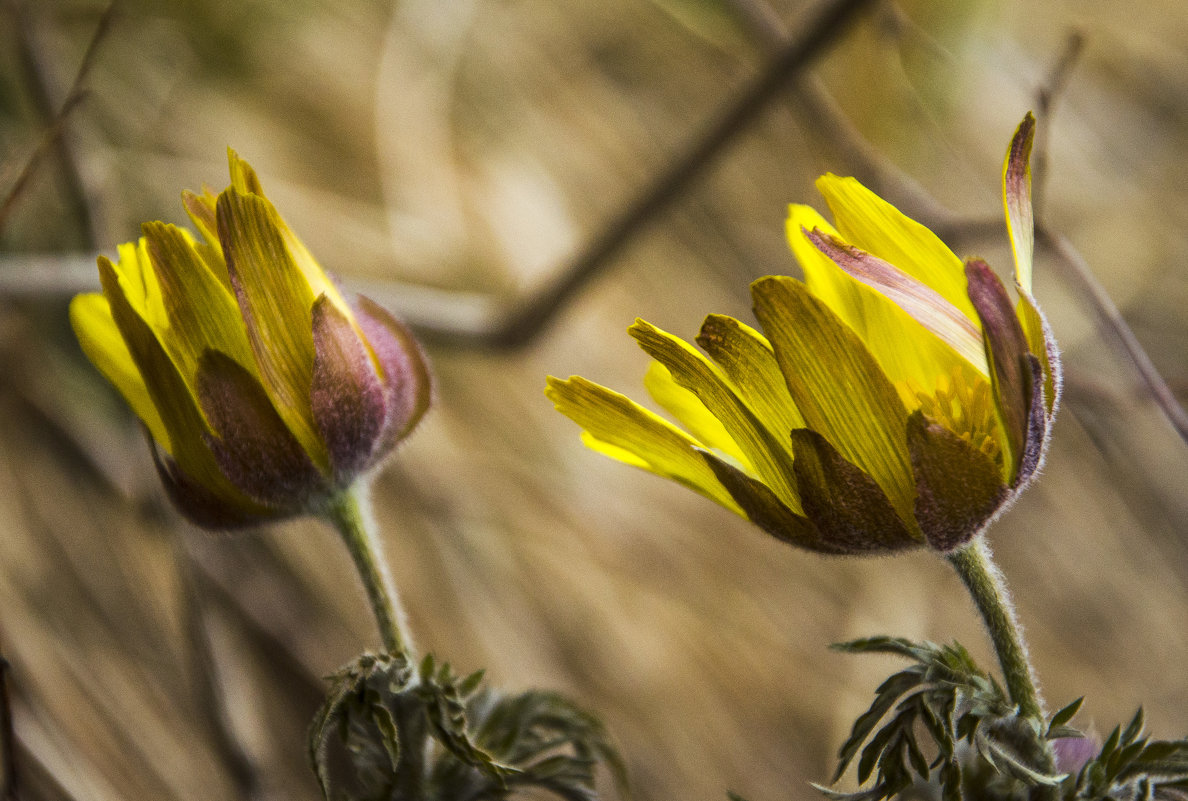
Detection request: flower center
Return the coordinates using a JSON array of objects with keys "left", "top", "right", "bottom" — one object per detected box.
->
[{"left": 910, "top": 368, "right": 1002, "bottom": 467}]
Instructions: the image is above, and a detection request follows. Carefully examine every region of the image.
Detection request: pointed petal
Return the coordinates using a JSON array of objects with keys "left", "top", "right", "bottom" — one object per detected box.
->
[
  {"left": 815, "top": 173, "right": 978, "bottom": 324},
  {"left": 545, "top": 376, "right": 743, "bottom": 515},
  {"left": 906, "top": 411, "right": 1008, "bottom": 552},
  {"left": 311, "top": 294, "right": 386, "bottom": 481},
  {"left": 196, "top": 349, "right": 327, "bottom": 508},
  {"left": 1004, "top": 113, "right": 1036, "bottom": 294},
  {"left": 699, "top": 452, "right": 830, "bottom": 552},
  {"left": 787, "top": 206, "right": 981, "bottom": 404},
  {"left": 151, "top": 442, "right": 270, "bottom": 529},
  {"left": 630, "top": 319, "right": 802, "bottom": 513},
  {"left": 643, "top": 361, "right": 748, "bottom": 467},
  {"left": 751, "top": 276, "right": 917, "bottom": 531},
  {"left": 965, "top": 259, "right": 1031, "bottom": 481},
  {"left": 97, "top": 256, "right": 247, "bottom": 503},
  {"left": 225, "top": 149, "right": 354, "bottom": 320},
  {"left": 69, "top": 291, "right": 169, "bottom": 449},
  {"left": 696, "top": 313, "right": 805, "bottom": 442},
  {"left": 216, "top": 186, "right": 327, "bottom": 470},
  {"left": 182, "top": 188, "right": 232, "bottom": 289},
  {"left": 353, "top": 294, "right": 432, "bottom": 455},
  {"left": 142, "top": 221, "right": 255, "bottom": 382},
  {"left": 788, "top": 429, "right": 920, "bottom": 553},
  {"left": 805, "top": 229, "right": 988, "bottom": 374}
]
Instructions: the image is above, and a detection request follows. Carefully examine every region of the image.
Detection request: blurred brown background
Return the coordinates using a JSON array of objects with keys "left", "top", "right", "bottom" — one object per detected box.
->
[{"left": 2, "top": 0, "right": 1188, "bottom": 799}]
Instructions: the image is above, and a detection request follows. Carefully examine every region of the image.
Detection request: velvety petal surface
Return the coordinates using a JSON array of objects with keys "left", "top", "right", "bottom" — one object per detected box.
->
[
  {"left": 751, "top": 276, "right": 917, "bottom": 531},
  {"left": 354, "top": 295, "right": 432, "bottom": 456},
  {"left": 965, "top": 259, "right": 1031, "bottom": 481},
  {"left": 906, "top": 411, "right": 1008, "bottom": 551},
  {"left": 699, "top": 453, "right": 826, "bottom": 551},
  {"left": 196, "top": 350, "right": 327, "bottom": 508},
  {"left": 788, "top": 429, "right": 919, "bottom": 553},
  {"left": 545, "top": 375, "right": 743, "bottom": 515},
  {"left": 311, "top": 294, "right": 386, "bottom": 482}
]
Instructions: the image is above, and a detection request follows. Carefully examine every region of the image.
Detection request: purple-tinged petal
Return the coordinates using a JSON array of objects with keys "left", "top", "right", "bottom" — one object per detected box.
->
[
  {"left": 150, "top": 440, "right": 269, "bottom": 529},
  {"left": 1014, "top": 355, "right": 1050, "bottom": 490},
  {"left": 698, "top": 450, "right": 830, "bottom": 553},
  {"left": 311, "top": 294, "right": 386, "bottom": 483},
  {"left": 354, "top": 295, "right": 432, "bottom": 461},
  {"left": 805, "top": 228, "right": 988, "bottom": 374},
  {"left": 196, "top": 349, "right": 328, "bottom": 509},
  {"left": 1004, "top": 113, "right": 1036, "bottom": 294},
  {"left": 788, "top": 428, "right": 921, "bottom": 554},
  {"left": 965, "top": 259, "right": 1031, "bottom": 480},
  {"left": 907, "top": 411, "right": 1009, "bottom": 552}
]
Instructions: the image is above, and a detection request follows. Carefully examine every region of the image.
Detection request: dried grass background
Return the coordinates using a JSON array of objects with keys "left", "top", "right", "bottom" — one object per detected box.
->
[{"left": 2, "top": 1, "right": 1188, "bottom": 800}]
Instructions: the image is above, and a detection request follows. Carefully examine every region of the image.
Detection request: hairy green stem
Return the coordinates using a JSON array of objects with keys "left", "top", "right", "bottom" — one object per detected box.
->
[
  {"left": 325, "top": 487, "right": 413, "bottom": 658},
  {"left": 947, "top": 537, "right": 1044, "bottom": 721}
]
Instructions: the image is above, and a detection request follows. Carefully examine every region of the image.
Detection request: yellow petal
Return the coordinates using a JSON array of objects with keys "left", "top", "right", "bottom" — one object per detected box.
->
[
  {"left": 630, "top": 319, "right": 802, "bottom": 513},
  {"left": 545, "top": 376, "right": 744, "bottom": 515},
  {"left": 752, "top": 276, "right": 918, "bottom": 531},
  {"left": 142, "top": 221, "right": 256, "bottom": 384},
  {"left": 787, "top": 205, "right": 985, "bottom": 404},
  {"left": 804, "top": 228, "right": 989, "bottom": 375},
  {"left": 1003, "top": 113, "right": 1036, "bottom": 294},
  {"left": 69, "top": 291, "right": 170, "bottom": 450},
  {"left": 643, "top": 361, "right": 748, "bottom": 467},
  {"left": 216, "top": 187, "right": 329, "bottom": 471},
  {"left": 815, "top": 174, "right": 979, "bottom": 326},
  {"left": 695, "top": 313, "right": 805, "bottom": 444},
  {"left": 96, "top": 256, "right": 245, "bottom": 503},
  {"left": 225, "top": 150, "right": 356, "bottom": 325}
]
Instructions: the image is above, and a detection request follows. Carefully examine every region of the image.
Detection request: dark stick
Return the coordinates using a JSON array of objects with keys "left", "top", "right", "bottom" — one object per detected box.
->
[
  {"left": 471, "top": 0, "right": 877, "bottom": 348},
  {"left": 1, "top": 653, "right": 16, "bottom": 801}
]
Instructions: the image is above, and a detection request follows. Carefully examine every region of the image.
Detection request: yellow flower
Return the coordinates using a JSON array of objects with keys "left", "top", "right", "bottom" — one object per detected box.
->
[
  {"left": 70, "top": 151, "right": 431, "bottom": 527},
  {"left": 546, "top": 114, "right": 1059, "bottom": 554}
]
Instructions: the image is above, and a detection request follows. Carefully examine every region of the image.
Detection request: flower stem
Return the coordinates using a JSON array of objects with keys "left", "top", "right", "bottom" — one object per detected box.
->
[
  {"left": 325, "top": 487, "right": 414, "bottom": 658},
  {"left": 947, "top": 537, "right": 1044, "bottom": 721}
]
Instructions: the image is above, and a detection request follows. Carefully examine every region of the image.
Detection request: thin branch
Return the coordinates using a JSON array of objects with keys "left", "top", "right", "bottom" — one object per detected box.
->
[
  {"left": 1037, "top": 227, "right": 1188, "bottom": 443},
  {"left": 1032, "top": 30, "right": 1085, "bottom": 217},
  {"left": 472, "top": 0, "right": 877, "bottom": 348},
  {"left": 0, "top": 0, "right": 115, "bottom": 243},
  {"left": 1, "top": 650, "right": 16, "bottom": 801}
]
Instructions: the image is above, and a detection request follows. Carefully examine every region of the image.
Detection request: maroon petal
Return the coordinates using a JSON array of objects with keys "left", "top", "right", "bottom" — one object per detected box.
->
[
  {"left": 906, "top": 411, "right": 1009, "bottom": 552},
  {"left": 698, "top": 450, "right": 831, "bottom": 553},
  {"left": 150, "top": 439, "right": 269, "bottom": 529},
  {"left": 354, "top": 294, "right": 432, "bottom": 462},
  {"left": 1014, "top": 354, "right": 1050, "bottom": 490},
  {"left": 965, "top": 259, "right": 1031, "bottom": 477},
  {"left": 789, "top": 429, "right": 920, "bottom": 554},
  {"left": 196, "top": 350, "right": 328, "bottom": 510},
  {"left": 311, "top": 295, "right": 386, "bottom": 484}
]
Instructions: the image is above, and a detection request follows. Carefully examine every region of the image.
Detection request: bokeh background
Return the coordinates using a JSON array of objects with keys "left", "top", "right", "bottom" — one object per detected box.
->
[{"left": 2, "top": 0, "right": 1188, "bottom": 799}]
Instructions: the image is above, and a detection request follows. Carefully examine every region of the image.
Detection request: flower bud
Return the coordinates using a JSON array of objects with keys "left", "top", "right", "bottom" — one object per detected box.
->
[{"left": 70, "top": 151, "right": 431, "bottom": 527}]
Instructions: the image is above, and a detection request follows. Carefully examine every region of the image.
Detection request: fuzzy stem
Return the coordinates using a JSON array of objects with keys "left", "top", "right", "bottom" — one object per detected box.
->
[
  {"left": 947, "top": 537, "right": 1044, "bottom": 721},
  {"left": 325, "top": 487, "right": 414, "bottom": 658}
]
